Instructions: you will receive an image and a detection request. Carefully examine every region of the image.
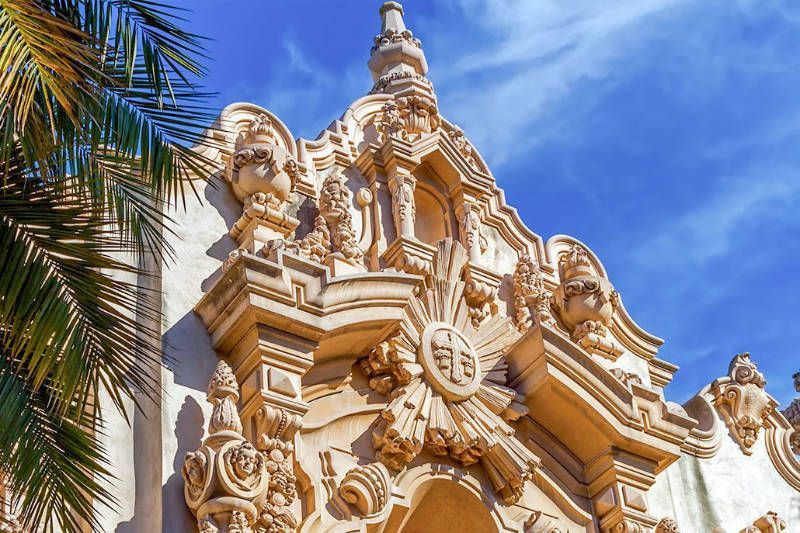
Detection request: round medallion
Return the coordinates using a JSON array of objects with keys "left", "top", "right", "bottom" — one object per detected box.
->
[{"left": 419, "top": 322, "right": 480, "bottom": 401}]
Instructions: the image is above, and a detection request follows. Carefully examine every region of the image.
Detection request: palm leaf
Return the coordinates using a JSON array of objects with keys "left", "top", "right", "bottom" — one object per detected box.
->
[{"left": 0, "top": 0, "right": 224, "bottom": 529}]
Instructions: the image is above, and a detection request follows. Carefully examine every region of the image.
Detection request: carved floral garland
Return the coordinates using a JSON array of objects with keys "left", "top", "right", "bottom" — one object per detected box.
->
[{"left": 360, "top": 239, "right": 539, "bottom": 504}]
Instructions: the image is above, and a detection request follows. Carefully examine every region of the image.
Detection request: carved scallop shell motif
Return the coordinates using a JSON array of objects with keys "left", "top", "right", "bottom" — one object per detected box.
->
[{"left": 360, "top": 238, "right": 540, "bottom": 504}]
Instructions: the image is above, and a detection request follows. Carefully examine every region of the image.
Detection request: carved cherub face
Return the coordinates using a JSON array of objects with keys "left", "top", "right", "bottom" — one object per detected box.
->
[{"left": 232, "top": 442, "right": 259, "bottom": 480}]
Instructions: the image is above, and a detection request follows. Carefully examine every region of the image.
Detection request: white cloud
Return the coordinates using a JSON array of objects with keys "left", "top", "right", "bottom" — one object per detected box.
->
[
  {"left": 629, "top": 172, "right": 800, "bottom": 269},
  {"left": 429, "top": 0, "right": 690, "bottom": 166}
]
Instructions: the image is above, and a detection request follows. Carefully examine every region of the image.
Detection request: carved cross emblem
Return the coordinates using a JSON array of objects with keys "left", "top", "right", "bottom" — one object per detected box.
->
[{"left": 431, "top": 329, "right": 475, "bottom": 385}]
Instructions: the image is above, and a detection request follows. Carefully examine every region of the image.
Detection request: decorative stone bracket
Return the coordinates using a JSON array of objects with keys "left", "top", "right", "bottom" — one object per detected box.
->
[{"left": 711, "top": 353, "right": 777, "bottom": 455}]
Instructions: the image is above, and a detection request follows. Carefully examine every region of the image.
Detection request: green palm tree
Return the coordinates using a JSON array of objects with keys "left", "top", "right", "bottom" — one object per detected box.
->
[{"left": 0, "top": 0, "right": 219, "bottom": 530}]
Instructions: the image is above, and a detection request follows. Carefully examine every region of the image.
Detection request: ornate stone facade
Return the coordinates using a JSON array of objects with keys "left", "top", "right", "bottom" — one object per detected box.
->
[{"left": 88, "top": 2, "right": 800, "bottom": 532}]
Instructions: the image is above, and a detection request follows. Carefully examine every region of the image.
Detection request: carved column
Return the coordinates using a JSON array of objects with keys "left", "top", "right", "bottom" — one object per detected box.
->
[{"left": 387, "top": 171, "right": 416, "bottom": 239}]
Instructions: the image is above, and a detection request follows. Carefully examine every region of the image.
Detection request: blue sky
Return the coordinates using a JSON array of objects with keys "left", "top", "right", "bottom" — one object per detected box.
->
[{"left": 177, "top": 0, "right": 800, "bottom": 407}]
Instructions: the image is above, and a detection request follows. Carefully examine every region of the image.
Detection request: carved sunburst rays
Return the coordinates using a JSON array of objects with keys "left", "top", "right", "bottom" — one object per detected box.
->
[{"left": 363, "top": 239, "right": 539, "bottom": 504}]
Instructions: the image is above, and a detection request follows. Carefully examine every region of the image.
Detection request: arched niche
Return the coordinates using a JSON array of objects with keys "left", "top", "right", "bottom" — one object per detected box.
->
[
  {"left": 412, "top": 166, "right": 456, "bottom": 247},
  {"left": 389, "top": 478, "right": 499, "bottom": 533},
  {"left": 413, "top": 183, "right": 450, "bottom": 245}
]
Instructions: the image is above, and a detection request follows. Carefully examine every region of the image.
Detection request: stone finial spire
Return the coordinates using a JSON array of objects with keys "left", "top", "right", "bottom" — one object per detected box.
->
[{"left": 368, "top": 1, "right": 429, "bottom": 84}]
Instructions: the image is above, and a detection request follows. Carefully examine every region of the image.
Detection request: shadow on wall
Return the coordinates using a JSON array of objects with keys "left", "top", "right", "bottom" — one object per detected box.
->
[
  {"left": 165, "top": 396, "right": 206, "bottom": 531},
  {"left": 202, "top": 173, "right": 240, "bottom": 292}
]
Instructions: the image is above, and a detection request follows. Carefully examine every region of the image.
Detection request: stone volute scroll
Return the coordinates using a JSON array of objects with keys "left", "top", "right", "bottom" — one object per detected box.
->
[
  {"left": 183, "top": 361, "right": 269, "bottom": 533},
  {"left": 711, "top": 353, "right": 778, "bottom": 455},
  {"left": 360, "top": 238, "right": 539, "bottom": 504},
  {"left": 552, "top": 244, "right": 623, "bottom": 360}
]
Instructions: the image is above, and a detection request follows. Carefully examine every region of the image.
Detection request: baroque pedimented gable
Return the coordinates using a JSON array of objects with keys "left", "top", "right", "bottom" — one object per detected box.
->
[{"left": 185, "top": 3, "right": 799, "bottom": 532}]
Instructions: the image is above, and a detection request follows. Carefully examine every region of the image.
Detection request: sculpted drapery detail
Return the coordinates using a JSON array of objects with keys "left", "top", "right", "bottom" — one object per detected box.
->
[
  {"left": 183, "top": 361, "right": 269, "bottom": 533},
  {"left": 552, "top": 244, "right": 622, "bottom": 360},
  {"left": 360, "top": 239, "right": 539, "bottom": 504},
  {"left": 711, "top": 353, "right": 777, "bottom": 455},
  {"left": 513, "top": 254, "right": 555, "bottom": 332}
]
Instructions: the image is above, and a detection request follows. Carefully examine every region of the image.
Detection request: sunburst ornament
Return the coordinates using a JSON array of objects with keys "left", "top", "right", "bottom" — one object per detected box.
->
[{"left": 360, "top": 239, "right": 540, "bottom": 504}]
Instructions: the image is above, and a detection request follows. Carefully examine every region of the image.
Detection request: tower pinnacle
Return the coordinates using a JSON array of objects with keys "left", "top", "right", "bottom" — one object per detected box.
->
[{"left": 368, "top": 1, "right": 429, "bottom": 85}]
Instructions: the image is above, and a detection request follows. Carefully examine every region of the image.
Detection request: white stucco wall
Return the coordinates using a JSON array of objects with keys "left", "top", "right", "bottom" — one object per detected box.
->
[{"left": 649, "top": 427, "right": 800, "bottom": 531}]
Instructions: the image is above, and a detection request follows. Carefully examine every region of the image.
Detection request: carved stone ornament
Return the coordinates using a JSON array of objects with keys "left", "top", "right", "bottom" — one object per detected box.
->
[
  {"left": 782, "top": 371, "right": 800, "bottom": 455},
  {"left": 551, "top": 244, "right": 622, "bottom": 360},
  {"left": 283, "top": 215, "right": 331, "bottom": 264},
  {"left": 448, "top": 125, "right": 478, "bottom": 169},
  {"left": 655, "top": 517, "right": 680, "bottom": 533},
  {"left": 740, "top": 511, "right": 787, "bottom": 533},
  {"left": 182, "top": 361, "right": 269, "bottom": 533},
  {"left": 387, "top": 173, "right": 416, "bottom": 239},
  {"left": 360, "top": 239, "right": 539, "bottom": 504},
  {"left": 513, "top": 254, "right": 555, "bottom": 332},
  {"left": 253, "top": 404, "right": 302, "bottom": 533},
  {"left": 711, "top": 353, "right": 777, "bottom": 455},
  {"left": 376, "top": 95, "right": 440, "bottom": 142},
  {"left": 318, "top": 172, "right": 364, "bottom": 263},
  {"left": 339, "top": 463, "right": 391, "bottom": 517},
  {"left": 229, "top": 114, "right": 299, "bottom": 208}
]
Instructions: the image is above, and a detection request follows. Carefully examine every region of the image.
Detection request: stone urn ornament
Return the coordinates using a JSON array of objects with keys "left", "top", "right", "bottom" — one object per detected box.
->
[
  {"left": 552, "top": 244, "right": 622, "bottom": 359},
  {"left": 230, "top": 113, "right": 299, "bottom": 209}
]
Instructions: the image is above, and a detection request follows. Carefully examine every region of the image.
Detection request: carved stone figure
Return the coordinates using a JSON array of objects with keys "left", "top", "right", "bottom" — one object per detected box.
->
[
  {"left": 711, "top": 353, "right": 777, "bottom": 455},
  {"left": 387, "top": 173, "right": 416, "bottom": 239},
  {"left": 376, "top": 100, "right": 406, "bottom": 142},
  {"left": 319, "top": 172, "right": 364, "bottom": 263},
  {"left": 552, "top": 244, "right": 622, "bottom": 359},
  {"left": 360, "top": 239, "right": 538, "bottom": 504},
  {"left": 182, "top": 361, "right": 268, "bottom": 532},
  {"left": 513, "top": 254, "right": 555, "bottom": 331}
]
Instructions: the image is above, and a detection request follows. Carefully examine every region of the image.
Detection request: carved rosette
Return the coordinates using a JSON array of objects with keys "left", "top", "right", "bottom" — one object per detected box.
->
[
  {"left": 360, "top": 239, "right": 539, "bottom": 504},
  {"left": 782, "top": 372, "right": 800, "bottom": 455},
  {"left": 182, "top": 361, "right": 269, "bottom": 533},
  {"left": 513, "top": 254, "right": 555, "bottom": 332},
  {"left": 552, "top": 244, "right": 622, "bottom": 359},
  {"left": 319, "top": 172, "right": 363, "bottom": 263},
  {"left": 339, "top": 463, "right": 391, "bottom": 517},
  {"left": 711, "top": 353, "right": 777, "bottom": 455}
]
